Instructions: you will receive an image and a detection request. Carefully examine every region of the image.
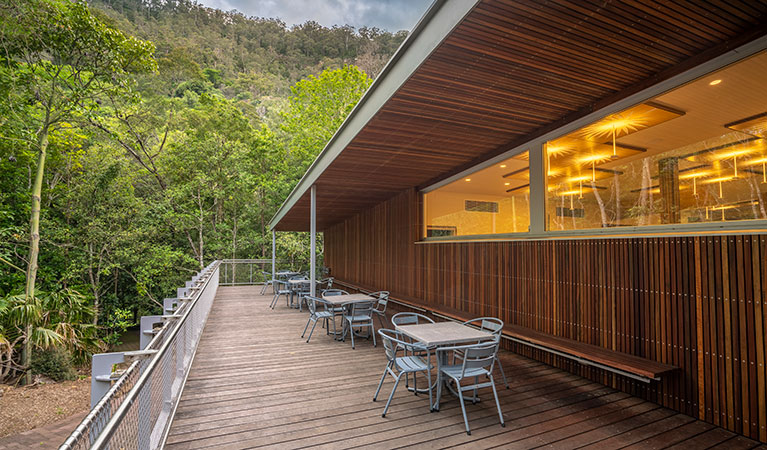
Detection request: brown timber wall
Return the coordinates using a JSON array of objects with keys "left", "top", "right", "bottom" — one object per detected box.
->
[{"left": 324, "top": 188, "right": 767, "bottom": 442}]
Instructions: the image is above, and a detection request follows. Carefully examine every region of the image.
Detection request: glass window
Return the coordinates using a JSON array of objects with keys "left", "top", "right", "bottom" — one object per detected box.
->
[
  {"left": 423, "top": 151, "right": 530, "bottom": 237},
  {"left": 546, "top": 52, "right": 767, "bottom": 231}
]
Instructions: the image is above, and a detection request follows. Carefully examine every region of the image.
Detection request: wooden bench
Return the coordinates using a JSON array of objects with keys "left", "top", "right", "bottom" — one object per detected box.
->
[{"left": 334, "top": 280, "right": 678, "bottom": 383}]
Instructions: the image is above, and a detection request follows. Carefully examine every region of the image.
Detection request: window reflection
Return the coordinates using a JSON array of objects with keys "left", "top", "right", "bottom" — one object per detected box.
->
[
  {"left": 546, "top": 52, "right": 767, "bottom": 230},
  {"left": 423, "top": 151, "right": 530, "bottom": 237}
]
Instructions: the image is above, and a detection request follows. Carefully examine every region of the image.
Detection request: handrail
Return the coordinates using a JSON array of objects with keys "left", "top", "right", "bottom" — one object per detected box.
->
[{"left": 59, "top": 260, "right": 220, "bottom": 450}]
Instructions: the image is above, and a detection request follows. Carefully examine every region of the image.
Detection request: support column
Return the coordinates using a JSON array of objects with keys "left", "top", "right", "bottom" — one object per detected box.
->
[
  {"left": 271, "top": 230, "right": 276, "bottom": 286},
  {"left": 310, "top": 185, "right": 317, "bottom": 297}
]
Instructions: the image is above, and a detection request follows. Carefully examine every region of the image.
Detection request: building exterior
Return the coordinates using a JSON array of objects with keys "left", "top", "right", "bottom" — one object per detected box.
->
[{"left": 270, "top": 1, "right": 767, "bottom": 442}]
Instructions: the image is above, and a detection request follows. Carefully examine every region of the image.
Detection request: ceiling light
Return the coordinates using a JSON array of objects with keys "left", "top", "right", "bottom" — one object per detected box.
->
[
  {"left": 504, "top": 182, "right": 510, "bottom": 186},
  {"left": 709, "top": 79, "right": 722, "bottom": 86},
  {"left": 500, "top": 164, "right": 506, "bottom": 168},
  {"left": 464, "top": 178, "right": 471, "bottom": 182}
]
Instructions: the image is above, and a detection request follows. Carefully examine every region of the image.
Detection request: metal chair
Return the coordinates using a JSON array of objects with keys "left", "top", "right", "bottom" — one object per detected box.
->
[
  {"left": 260, "top": 271, "right": 273, "bottom": 295},
  {"left": 458, "top": 317, "right": 510, "bottom": 389},
  {"left": 391, "top": 312, "right": 434, "bottom": 390},
  {"left": 435, "top": 339, "right": 505, "bottom": 435},
  {"left": 374, "top": 329, "right": 434, "bottom": 417},
  {"left": 302, "top": 296, "right": 335, "bottom": 343},
  {"left": 270, "top": 282, "right": 291, "bottom": 309},
  {"left": 341, "top": 301, "right": 376, "bottom": 349},
  {"left": 370, "top": 291, "right": 390, "bottom": 328}
]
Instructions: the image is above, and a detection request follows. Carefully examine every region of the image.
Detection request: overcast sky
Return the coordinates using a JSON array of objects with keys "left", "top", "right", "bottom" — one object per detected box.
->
[{"left": 197, "top": 0, "right": 434, "bottom": 32}]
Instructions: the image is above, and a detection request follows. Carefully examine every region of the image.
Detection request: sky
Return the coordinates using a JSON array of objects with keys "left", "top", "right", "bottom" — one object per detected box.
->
[{"left": 197, "top": 0, "right": 434, "bottom": 32}]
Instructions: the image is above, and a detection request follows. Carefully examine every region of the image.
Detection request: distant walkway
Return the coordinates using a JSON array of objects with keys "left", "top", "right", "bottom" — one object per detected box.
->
[
  {"left": 0, "top": 412, "right": 86, "bottom": 450},
  {"left": 165, "top": 286, "right": 764, "bottom": 449}
]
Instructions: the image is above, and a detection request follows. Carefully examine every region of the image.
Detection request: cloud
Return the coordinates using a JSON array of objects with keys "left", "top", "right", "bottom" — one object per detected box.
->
[{"left": 197, "top": 0, "right": 433, "bottom": 32}]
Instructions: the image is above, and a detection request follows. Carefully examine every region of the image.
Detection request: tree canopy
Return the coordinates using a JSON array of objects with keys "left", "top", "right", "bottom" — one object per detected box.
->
[{"left": 0, "top": 0, "right": 395, "bottom": 382}]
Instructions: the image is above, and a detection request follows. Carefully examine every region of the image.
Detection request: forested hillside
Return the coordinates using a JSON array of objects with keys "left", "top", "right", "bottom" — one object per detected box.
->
[{"left": 0, "top": 0, "right": 406, "bottom": 382}]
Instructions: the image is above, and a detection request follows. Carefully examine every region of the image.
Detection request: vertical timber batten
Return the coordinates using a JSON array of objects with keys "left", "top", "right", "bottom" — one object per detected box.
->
[{"left": 325, "top": 188, "right": 767, "bottom": 443}]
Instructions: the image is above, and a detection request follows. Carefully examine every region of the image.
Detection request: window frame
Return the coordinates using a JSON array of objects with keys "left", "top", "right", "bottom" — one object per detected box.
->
[{"left": 419, "top": 36, "right": 767, "bottom": 243}]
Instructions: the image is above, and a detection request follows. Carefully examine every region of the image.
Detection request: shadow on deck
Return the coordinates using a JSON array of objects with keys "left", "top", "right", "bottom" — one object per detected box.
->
[{"left": 165, "top": 286, "right": 762, "bottom": 449}]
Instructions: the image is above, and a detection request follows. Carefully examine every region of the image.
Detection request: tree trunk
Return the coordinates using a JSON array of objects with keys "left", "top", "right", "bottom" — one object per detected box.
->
[{"left": 22, "top": 124, "right": 49, "bottom": 385}]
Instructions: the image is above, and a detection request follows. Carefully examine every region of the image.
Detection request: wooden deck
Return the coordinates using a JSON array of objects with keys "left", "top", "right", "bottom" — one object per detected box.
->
[{"left": 165, "top": 286, "right": 764, "bottom": 449}]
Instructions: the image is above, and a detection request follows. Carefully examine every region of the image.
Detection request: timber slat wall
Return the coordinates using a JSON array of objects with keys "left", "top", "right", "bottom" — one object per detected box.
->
[{"left": 325, "top": 188, "right": 767, "bottom": 442}]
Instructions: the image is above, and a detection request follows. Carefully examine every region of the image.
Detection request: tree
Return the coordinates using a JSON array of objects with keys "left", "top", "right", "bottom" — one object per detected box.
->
[{"left": 0, "top": 0, "right": 156, "bottom": 383}]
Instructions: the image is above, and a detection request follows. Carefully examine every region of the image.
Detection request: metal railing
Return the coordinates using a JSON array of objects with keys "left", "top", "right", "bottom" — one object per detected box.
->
[
  {"left": 219, "top": 259, "right": 274, "bottom": 285},
  {"left": 59, "top": 261, "right": 220, "bottom": 450}
]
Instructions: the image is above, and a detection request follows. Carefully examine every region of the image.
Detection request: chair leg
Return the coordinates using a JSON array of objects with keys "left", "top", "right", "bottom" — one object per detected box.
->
[
  {"left": 426, "top": 366, "right": 433, "bottom": 412},
  {"left": 301, "top": 317, "right": 312, "bottom": 338},
  {"left": 269, "top": 292, "right": 279, "bottom": 309},
  {"left": 489, "top": 374, "right": 506, "bottom": 427},
  {"left": 456, "top": 382, "right": 471, "bottom": 436},
  {"left": 496, "top": 355, "right": 510, "bottom": 389},
  {"left": 306, "top": 319, "right": 319, "bottom": 343},
  {"left": 382, "top": 373, "right": 403, "bottom": 417},
  {"left": 373, "top": 364, "right": 390, "bottom": 402},
  {"left": 350, "top": 322, "right": 356, "bottom": 349},
  {"left": 371, "top": 321, "right": 376, "bottom": 347}
]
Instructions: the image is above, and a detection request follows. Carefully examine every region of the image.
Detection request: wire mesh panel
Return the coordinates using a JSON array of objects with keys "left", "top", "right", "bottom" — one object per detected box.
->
[
  {"left": 219, "top": 259, "right": 273, "bottom": 285},
  {"left": 60, "top": 261, "right": 220, "bottom": 450}
]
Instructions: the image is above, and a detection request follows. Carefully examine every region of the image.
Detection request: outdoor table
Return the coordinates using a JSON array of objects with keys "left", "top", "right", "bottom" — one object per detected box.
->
[
  {"left": 288, "top": 278, "right": 310, "bottom": 309},
  {"left": 322, "top": 293, "right": 375, "bottom": 340},
  {"left": 321, "top": 292, "right": 375, "bottom": 306},
  {"left": 395, "top": 321, "right": 494, "bottom": 402}
]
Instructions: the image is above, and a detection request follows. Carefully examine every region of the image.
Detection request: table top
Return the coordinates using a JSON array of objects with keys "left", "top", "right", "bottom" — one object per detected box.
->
[
  {"left": 321, "top": 293, "right": 375, "bottom": 306},
  {"left": 287, "top": 279, "right": 310, "bottom": 284},
  {"left": 396, "top": 322, "right": 494, "bottom": 347}
]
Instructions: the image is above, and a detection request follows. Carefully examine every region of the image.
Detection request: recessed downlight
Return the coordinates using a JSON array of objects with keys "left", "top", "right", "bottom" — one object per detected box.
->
[
  {"left": 500, "top": 164, "right": 507, "bottom": 168},
  {"left": 709, "top": 79, "right": 722, "bottom": 86},
  {"left": 465, "top": 178, "right": 471, "bottom": 182}
]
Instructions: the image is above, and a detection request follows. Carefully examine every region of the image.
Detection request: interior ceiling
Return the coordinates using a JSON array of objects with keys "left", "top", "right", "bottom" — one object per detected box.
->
[{"left": 275, "top": 0, "right": 767, "bottom": 231}]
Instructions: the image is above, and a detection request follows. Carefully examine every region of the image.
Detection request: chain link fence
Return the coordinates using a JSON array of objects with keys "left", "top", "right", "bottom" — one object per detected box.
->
[{"left": 59, "top": 261, "right": 220, "bottom": 450}]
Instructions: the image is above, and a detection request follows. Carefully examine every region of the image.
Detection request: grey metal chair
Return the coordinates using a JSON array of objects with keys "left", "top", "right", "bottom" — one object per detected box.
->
[
  {"left": 435, "top": 339, "right": 505, "bottom": 435},
  {"left": 270, "top": 282, "right": 291, "bottom": 309},
  {"left": 374, "top": 329, "right": 434, "bottom": 417},
  {"left": 260, "top": 271, "right": 273, "bottom": 295},
  {"left": 341, "top": 301, "right": 376, "bottom": 349},
  {"left": 391, "top": 312, "right": 434, "bottom": 391},
  {"left": 458, "top": 317, "right": 510, "bottom": 389},
  {"left": 370, "top": 291, "right": 390, "bottom": 328},
  {"left": 302, "top": 296, "right": 335, "bottom": 343}
]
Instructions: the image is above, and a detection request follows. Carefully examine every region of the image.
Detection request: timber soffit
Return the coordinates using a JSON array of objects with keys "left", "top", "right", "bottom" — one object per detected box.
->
[
  {"left": 267, "top": 0, "right": 479, "bottom": 231},
  {"left": 270, "top": 0, "right": 767, "bottom": 232}
]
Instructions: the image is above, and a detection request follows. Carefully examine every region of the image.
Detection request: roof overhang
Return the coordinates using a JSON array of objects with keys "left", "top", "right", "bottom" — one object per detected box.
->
[{"left": 270, "top": 0, "right": 767, "bottom": 232}]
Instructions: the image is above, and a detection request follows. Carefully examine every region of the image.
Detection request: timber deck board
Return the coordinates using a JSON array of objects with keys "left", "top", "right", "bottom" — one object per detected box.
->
[{"left": 165, "top": 286, "right": 762, "bottom": 449}]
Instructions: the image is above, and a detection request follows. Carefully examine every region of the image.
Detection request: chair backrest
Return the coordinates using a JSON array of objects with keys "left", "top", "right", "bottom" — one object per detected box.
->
[
  {"left": 378, "top": 329, "right": 427, "bottom": 363},
  {"left": 290, "top": 275, "right": 308, "bottom": 281},
  {"left": 370, "top": 291, "right": 389, "bottom": 311},
  {"left": 348, "top": 301, "right": 375, "bottom": 317},
  {"left": 378, "top": 329, "right": 401, "bottom": 362},
  {"left": 391, "top": 312, "right": 434, "bottom": 326},
  {"left": 304, "top": 295, "right": 319, "bottom": 315},
  {"left": 317, "top": 277, "right": 334, "bottom": 290},
  {"left": 322, "top": 289, "right": 348, "bottom": 297},
  {"left": 463, "top": 317, "right": 504, "bottom": 337},
  {"left": 460, "top": 340, "right": 499, "bottom": 375}
]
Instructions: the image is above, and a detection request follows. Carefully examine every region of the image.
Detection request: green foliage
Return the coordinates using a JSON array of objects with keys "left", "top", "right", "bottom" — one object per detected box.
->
[
  {"left": 0, "top": 0, "right": 400, "bottom": 382},
  {"left": 102, "top": 307, "right": 133, "bottom": 348},
  {"left": 31, "top": 347, "right": 77, "bottom": 381}
]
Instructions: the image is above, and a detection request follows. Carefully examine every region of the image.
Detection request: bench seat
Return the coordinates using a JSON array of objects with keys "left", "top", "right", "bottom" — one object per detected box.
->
[{"left": 334, "top": 280, "right": 678, "bottom": 382}]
